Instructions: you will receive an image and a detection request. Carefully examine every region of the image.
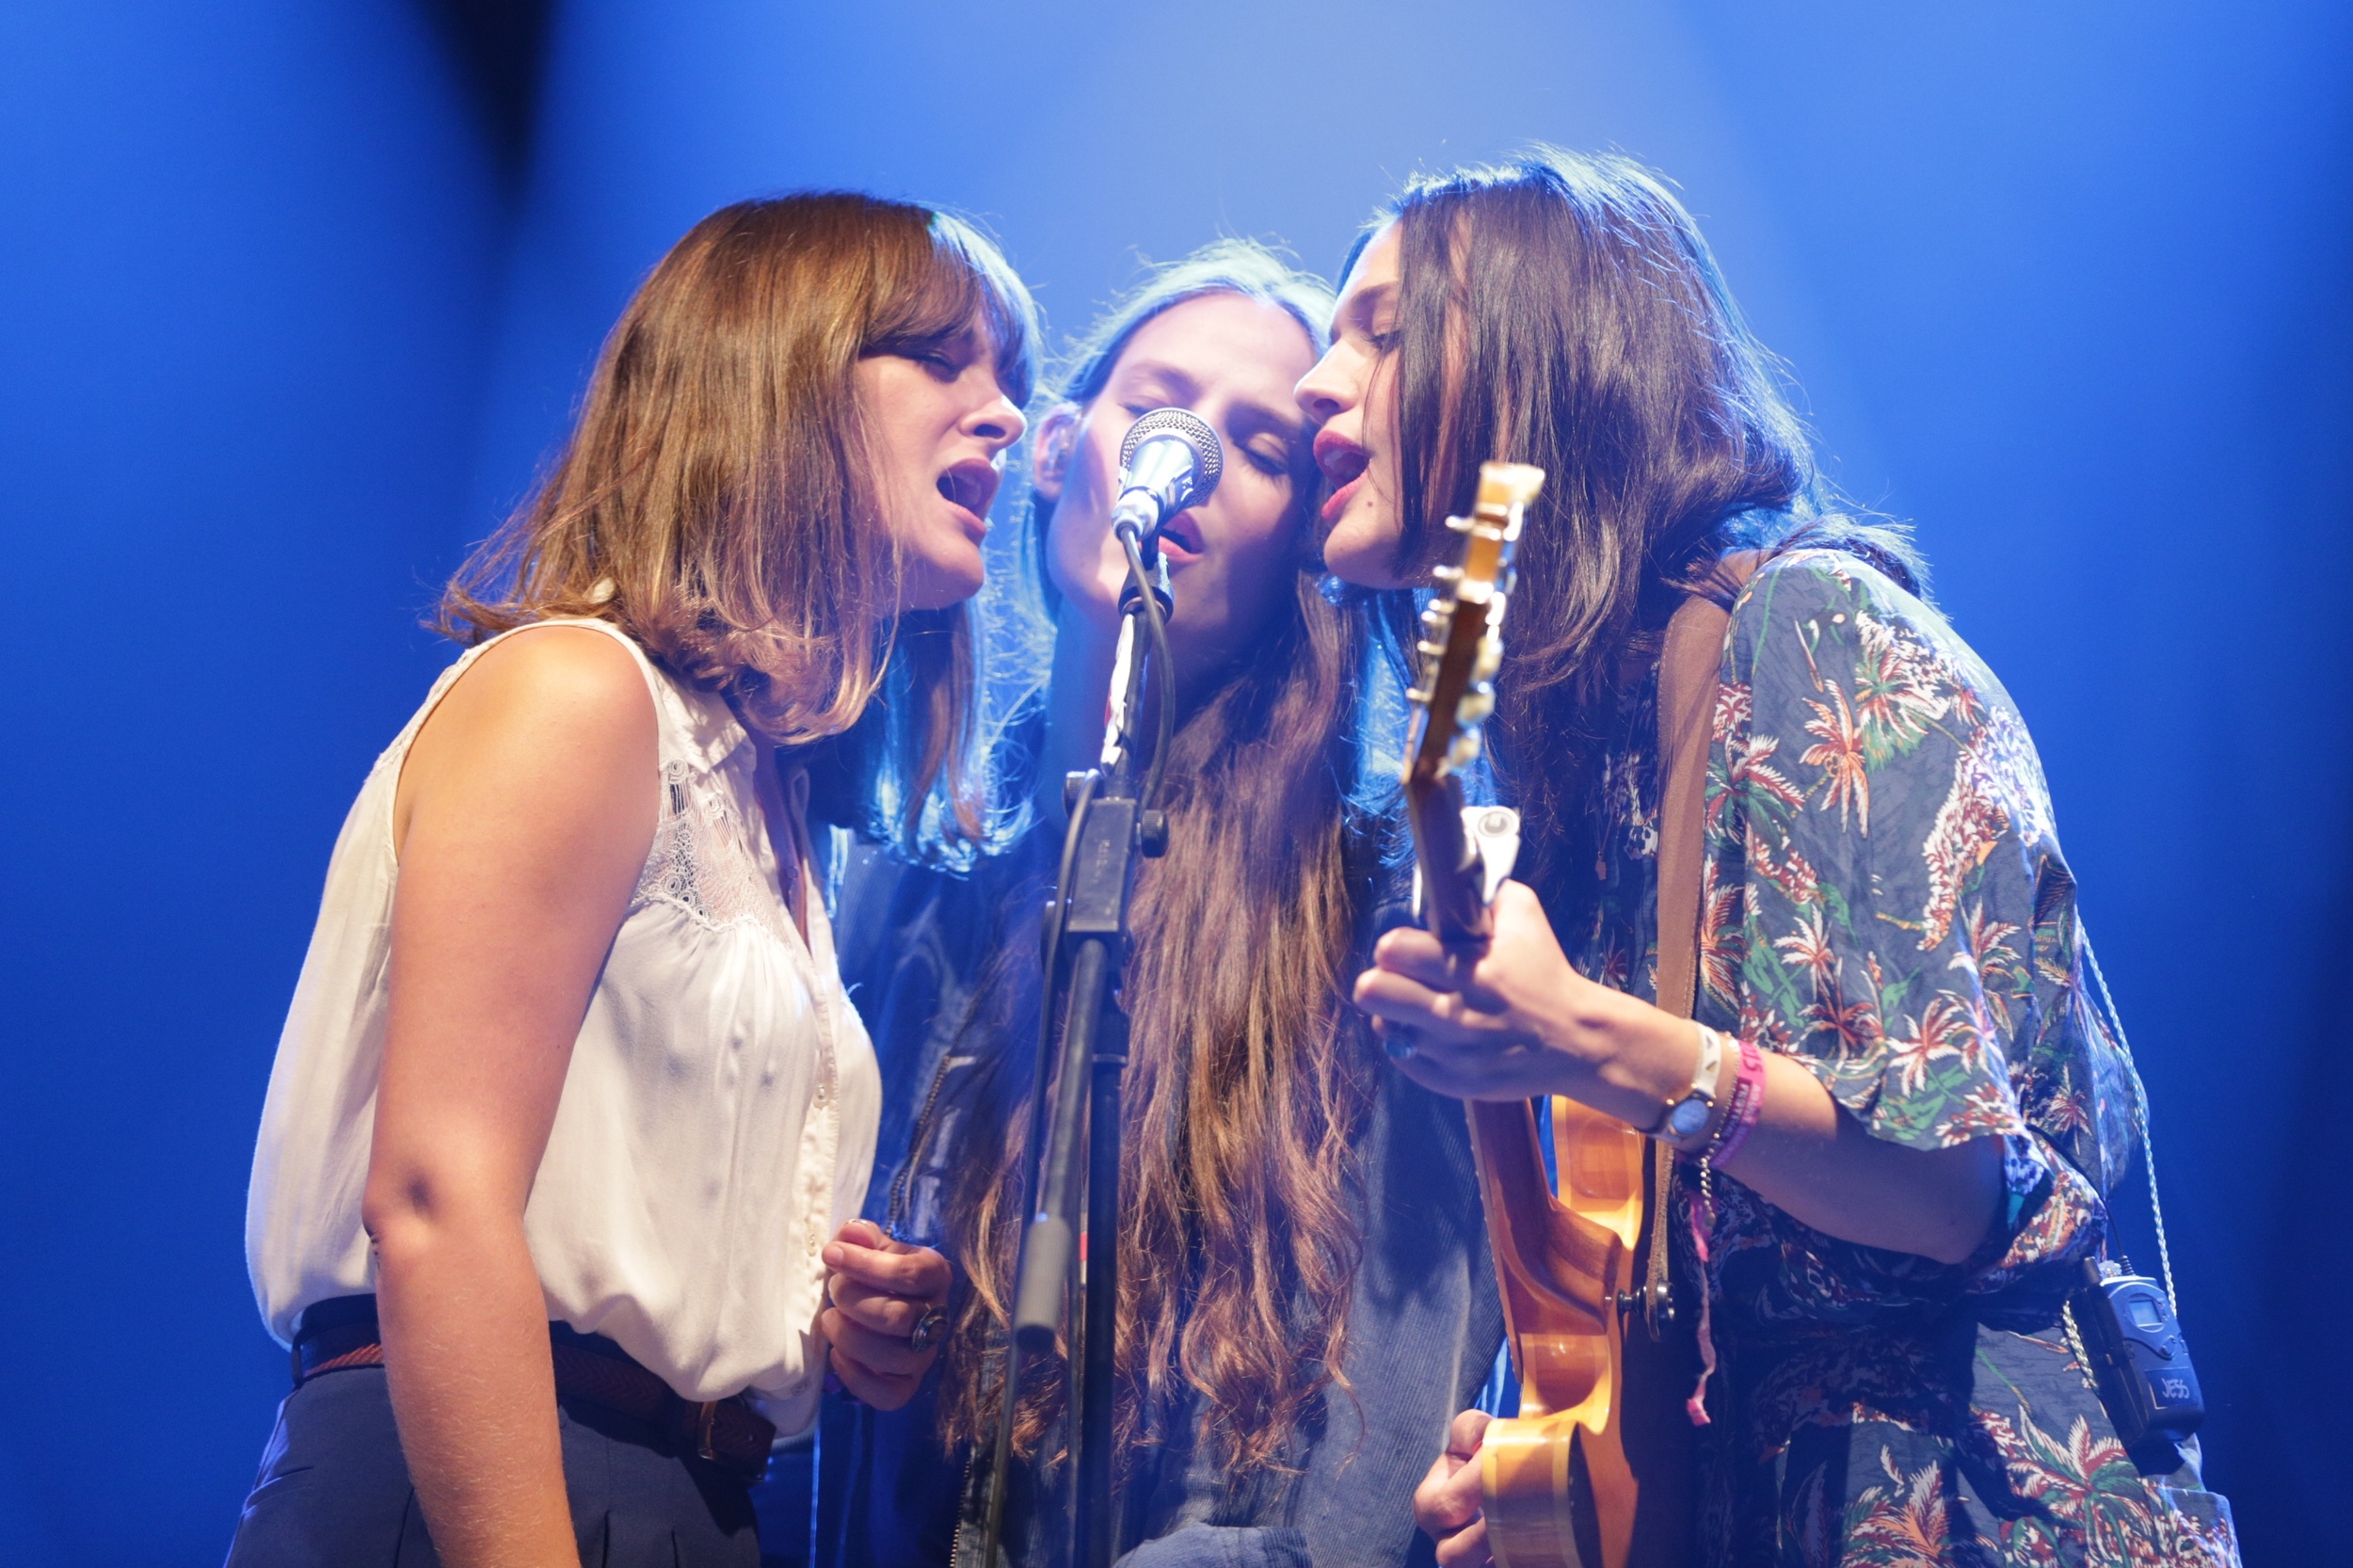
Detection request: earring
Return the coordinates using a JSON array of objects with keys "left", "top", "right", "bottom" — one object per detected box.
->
[{"left": 1038, "top": 421, "right": 1075, "bottom": 481}]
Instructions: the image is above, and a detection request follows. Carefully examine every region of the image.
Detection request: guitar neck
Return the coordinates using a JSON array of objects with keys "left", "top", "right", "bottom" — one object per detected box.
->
[{"left": 1408, "top": 772, "right": 1490, "bottom": 949}]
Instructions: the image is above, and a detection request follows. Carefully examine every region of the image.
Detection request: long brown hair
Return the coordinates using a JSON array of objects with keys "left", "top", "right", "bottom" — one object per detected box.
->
[
  {"left": 440, "top": 192, "right": 1037, "bottom": 854},
  {"left": 1361, "top": 149, "right": 1918, "bottom": 904},
  {"left": 936, "top": 245, "right": 1379, "bottom": 1478}
]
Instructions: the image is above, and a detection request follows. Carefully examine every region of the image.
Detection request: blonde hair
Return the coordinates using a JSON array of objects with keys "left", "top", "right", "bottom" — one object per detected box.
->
[
  {"left": 941, "top": 244, "right": 1378, "bottom": 1479},
  {"left": 440, "top": 191, "right": 1037, "bottom": 851}
]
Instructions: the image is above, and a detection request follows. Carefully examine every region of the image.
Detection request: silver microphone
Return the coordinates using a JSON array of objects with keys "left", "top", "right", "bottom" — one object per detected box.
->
[{"left": 1112, "top": 408, "right": 1223, "bottom": 547}]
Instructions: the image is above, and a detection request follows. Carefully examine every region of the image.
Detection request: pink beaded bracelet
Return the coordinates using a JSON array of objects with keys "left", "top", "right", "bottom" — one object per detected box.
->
[
  {"left": 1681, "top": 1033, "right": 1767, "bottom": 1428},
  {"left": 1708, "top": 1035, "right": 1767, "bottom": 1164}
]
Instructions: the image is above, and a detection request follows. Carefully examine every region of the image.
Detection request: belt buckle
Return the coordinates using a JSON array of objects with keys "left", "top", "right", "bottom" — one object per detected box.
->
[{"left": 690, "top": 1400, "right": 723, "bottom": 1465}]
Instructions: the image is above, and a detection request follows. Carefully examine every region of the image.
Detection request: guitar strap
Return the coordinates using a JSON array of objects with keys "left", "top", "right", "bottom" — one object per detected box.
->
[{"left": 1643, "top": 555, "right": 1761, "bottom": 1321}]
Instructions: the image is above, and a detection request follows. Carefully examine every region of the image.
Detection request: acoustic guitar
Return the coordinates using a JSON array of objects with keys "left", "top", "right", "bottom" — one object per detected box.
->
[{"left": 1400, "top": 463, "right": 1698, "bottom": 1568}]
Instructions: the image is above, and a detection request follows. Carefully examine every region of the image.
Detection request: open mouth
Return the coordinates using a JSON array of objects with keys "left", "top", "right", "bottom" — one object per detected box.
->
[
  {"left": 936, "top": 459, "right": 1000, "bottom": 533},
  {"left": 1313, "top": 429, "right": 1368, "bottom": 489},
  {"left": 1313, "top": 430, "right": 1369, "bottom": 525},
  {"left": 1157, "top": 511, "right": 1205, "bottom": 562}
]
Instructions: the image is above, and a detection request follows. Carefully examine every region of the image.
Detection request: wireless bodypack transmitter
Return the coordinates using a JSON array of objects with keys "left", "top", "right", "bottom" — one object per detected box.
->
[
  {"left": 2058, "top": 951, "right": 2207, "bottom": 1453},
  {"left": 2068, "top": 1257, "right": 2204, "bottom": 1448}
]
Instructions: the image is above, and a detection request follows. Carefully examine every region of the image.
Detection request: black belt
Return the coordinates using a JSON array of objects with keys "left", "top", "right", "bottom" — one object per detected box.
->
[{"left": 290, "top": 1295, "right": 774, "bottom": 1483}]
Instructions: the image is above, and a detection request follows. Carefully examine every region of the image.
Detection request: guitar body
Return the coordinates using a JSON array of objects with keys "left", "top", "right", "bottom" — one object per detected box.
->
[
  {"left": 1470, "top": 1100, "right": 1697, "bottom": 1568},
  {"left": 1398, "top": 465, "right": 1701, "bottom": 1568},
  {"left": 1470, "top": 563, "right": 1754, "bottom": 1567}
]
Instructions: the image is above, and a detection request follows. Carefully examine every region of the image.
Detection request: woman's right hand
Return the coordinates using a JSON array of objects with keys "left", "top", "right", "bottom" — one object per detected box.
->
[
  {"left": 821, "top": 1220, "right": 952, "bottom": 1411},
  {"left": 1416, "top": 1408, "right": 1495, "bottom": 1568}
]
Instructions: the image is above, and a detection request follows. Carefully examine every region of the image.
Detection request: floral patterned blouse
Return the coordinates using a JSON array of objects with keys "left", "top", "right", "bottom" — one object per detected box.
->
[{"left": 1566, "top": 548, "right": 2239, "bottom": 1565}]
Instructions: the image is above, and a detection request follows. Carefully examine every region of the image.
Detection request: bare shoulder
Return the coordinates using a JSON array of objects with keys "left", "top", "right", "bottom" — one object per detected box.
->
[
  {"left": 397, "top": 624, "right": 658, "bottom": 851},
  {"left": 449, "top": 622, "right": 651, "bottom": 721},
  {"left": 427, "top": 624, "right": 654, "bottom": 750}
]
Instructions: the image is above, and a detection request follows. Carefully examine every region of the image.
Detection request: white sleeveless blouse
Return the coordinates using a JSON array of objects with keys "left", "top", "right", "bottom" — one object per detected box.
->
[{"left": 245, "top": 619, "right": 879, "bottom": 1432}]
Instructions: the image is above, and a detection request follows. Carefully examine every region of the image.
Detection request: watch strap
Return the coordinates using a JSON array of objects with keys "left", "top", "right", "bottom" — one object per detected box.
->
[{"left": 1645, "top": 1021, "right": 1724, "bottom": 1142}]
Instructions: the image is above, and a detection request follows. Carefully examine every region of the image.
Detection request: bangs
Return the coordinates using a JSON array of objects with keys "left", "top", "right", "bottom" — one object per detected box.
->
[{"left": 869, "top": 213, "right": 1039, "bottom": 408}]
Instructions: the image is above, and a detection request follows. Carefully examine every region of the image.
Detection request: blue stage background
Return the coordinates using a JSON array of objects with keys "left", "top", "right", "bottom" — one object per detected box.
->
[{"left": 3, "top": 2, "right": 2345, "bottom": 1560}]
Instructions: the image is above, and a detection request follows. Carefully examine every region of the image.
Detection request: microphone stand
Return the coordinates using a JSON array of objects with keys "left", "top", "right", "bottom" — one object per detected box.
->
[{"left": 984, "top": 520, "right": 1172, "bottom": 1568}]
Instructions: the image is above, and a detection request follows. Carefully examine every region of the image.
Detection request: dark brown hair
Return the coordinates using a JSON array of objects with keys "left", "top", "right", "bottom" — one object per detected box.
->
[
  {"left": 439, "top": 192, "right": 1037, "bottom": 854},
  {"left": 936, "top": 245, "right": 1379, "bottom": 1478},
  {"left": 1362, "top": 149, "right": 1918, "bottom": 904}
]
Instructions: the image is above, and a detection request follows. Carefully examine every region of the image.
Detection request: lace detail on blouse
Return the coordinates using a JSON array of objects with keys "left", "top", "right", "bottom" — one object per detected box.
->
[
  {"left": 634, "top": 752, "right": 836, "bottom": 1115},
  {"left": 637, "top": 758, "right": 797, "bottom": 951}
]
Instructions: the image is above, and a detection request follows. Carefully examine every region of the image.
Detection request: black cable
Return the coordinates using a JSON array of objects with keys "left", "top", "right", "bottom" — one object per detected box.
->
[
  {"left": 1030, "top": 768, "right": 1096, "bottom": 1169},
  {"left": 1115, "top": 523, "right": 1176, "bottom": 810},
  {"left": 982, "top": 533, "right": 1171, "bottom": 1565},
  {"left": 983, "top": 762, "right": 1097, "bottom": 1559}
]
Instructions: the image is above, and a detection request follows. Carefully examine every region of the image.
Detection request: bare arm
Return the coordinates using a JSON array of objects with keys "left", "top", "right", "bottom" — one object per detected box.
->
[
  {"left": 361, "top": 627, "right": 656, "bottom": 1568},
  {"left": 1355, "top": 881, "right": 2001, "bottom": 1265}
]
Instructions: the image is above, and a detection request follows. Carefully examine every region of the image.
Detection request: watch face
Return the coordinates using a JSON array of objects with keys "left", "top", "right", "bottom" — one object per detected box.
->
[{"left": 1667, "top": 1096, "right": 1711, "bottom": 1138}]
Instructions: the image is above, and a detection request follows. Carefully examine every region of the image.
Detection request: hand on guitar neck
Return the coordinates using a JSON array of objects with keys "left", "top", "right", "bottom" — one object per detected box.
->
[
  {"left": 1356, "top": 883, "right": 2005, "bottom": 1267},
  {"left": 1365, "top": 881, "right": 1694, "bottom": 1126}
]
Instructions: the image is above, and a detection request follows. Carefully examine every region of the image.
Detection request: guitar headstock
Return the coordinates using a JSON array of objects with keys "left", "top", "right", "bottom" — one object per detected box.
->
[
  {"left": 1403, "top": 461, "right": 1545, "bottom": 794},
  {"left": 1401, "top": 461, "right": 1544, "bottom": 948}
]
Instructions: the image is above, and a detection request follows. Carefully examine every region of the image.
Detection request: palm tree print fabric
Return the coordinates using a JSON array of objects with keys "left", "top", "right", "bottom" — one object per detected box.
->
[{"left": 1565, "top": 550, "right": 2239, "bottom": 1565}]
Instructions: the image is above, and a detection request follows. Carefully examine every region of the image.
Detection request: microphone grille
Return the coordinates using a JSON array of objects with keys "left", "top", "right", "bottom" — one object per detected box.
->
[{"left": 1118, "top": 407, "right": 1223, "bottom": 487}]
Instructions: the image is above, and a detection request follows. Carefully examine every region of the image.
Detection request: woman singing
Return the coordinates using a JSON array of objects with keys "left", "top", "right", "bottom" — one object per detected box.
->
[
  {"left": 232, "top": 192, "right": 1032, "bottom": 1568},
  {"left": 1297, "top": 150, "right": 2240, "bottom": 1566},
  {"left": 813, "top": 242, "right": 1502, "bottom": 1567}
]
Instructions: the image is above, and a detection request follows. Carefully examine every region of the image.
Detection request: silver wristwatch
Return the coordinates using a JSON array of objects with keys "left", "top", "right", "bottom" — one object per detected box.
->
[{"left": 1648, "top": 1022, "right": 1723, "bottom": 1145}]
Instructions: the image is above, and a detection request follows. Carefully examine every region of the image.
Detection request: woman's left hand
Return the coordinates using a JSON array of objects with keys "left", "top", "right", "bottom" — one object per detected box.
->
[
  {"left": 821, "top": 1219, "right": 952, "bottom": 1411},
  {"left": 1363, "top": 881, "right": 2007, "bottom": 1266},
  {"left": 1354, "top": 880, "right": 1678, "bottom": 1127}
]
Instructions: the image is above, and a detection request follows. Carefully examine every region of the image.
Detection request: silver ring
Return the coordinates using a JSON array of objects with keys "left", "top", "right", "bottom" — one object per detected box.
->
[
  {"left": 907, "top": 1303, "right": 949, "bottom": 1353},
  {"left": 1383, "top": 1026, "right": 1417, "bottom": 1064}
]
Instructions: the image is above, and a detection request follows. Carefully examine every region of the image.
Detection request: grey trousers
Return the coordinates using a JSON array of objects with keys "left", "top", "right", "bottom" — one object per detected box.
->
[{"left": 224, "top": 1364, "right": 760, "bottom": 1567}]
